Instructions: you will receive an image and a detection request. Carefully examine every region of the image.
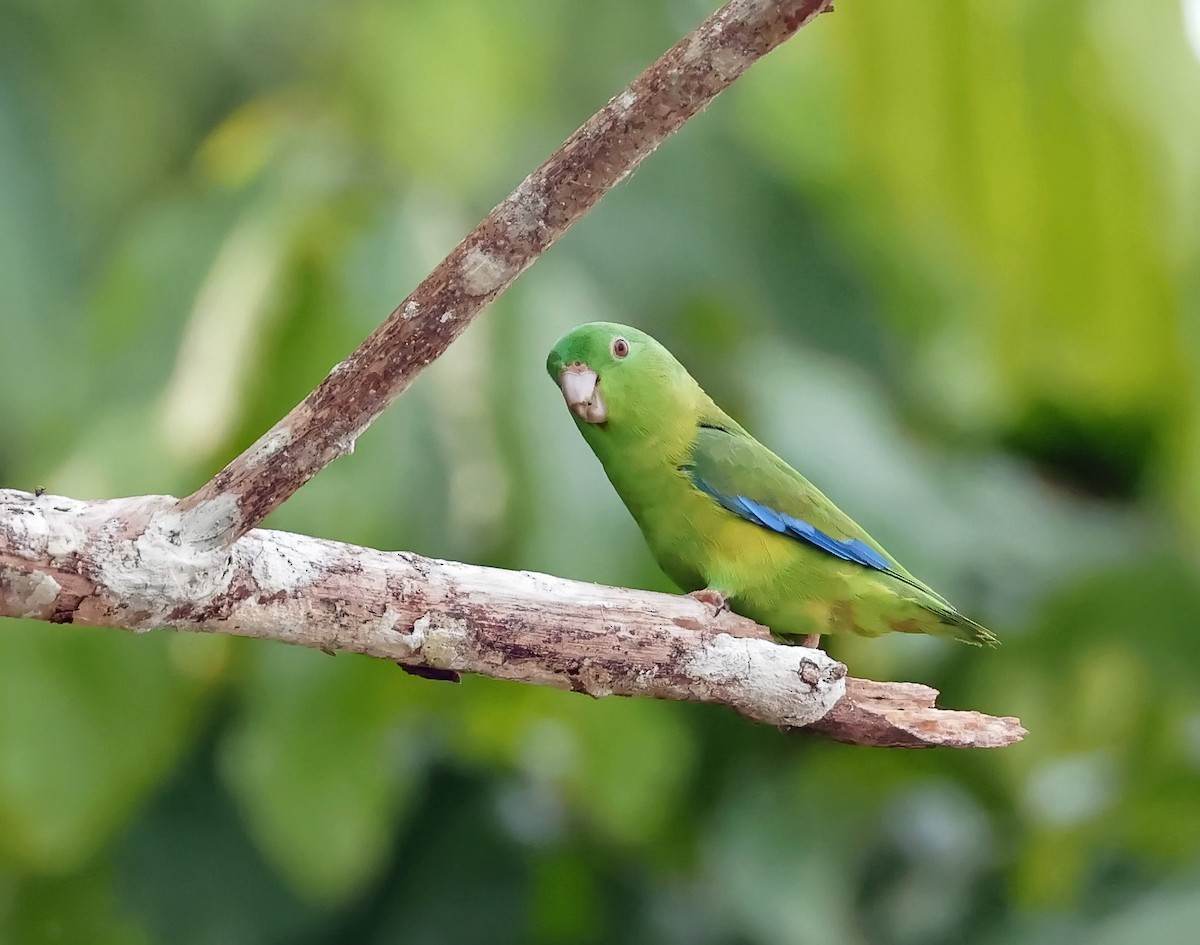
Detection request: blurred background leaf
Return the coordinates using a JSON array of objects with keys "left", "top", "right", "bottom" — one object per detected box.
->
[{"left": 2, "top": 0, "right": 1200, "bottom": 941}]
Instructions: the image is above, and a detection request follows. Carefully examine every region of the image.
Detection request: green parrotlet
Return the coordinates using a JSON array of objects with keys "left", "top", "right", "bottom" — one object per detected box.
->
[{"left": 546, "top": 322, "right": 996, "bottom": 647}]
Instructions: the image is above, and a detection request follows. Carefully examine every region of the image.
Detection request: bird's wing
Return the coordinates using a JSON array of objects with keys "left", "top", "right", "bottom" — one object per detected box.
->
[{"left": 683, "top": 423, "right": 944, "bottom": 599}]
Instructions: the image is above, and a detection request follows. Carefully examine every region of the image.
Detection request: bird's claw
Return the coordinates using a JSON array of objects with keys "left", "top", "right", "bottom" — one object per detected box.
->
[{"left": 688, "top": 588, "right": 730, "bottom": 617}]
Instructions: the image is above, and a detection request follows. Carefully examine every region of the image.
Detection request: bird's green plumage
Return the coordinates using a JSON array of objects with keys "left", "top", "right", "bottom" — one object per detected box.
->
[{"left": 546, "top": 322, "right": 996, "bottom": 646}]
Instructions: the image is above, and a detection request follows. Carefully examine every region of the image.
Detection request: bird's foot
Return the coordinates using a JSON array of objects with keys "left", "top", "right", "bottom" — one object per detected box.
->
[
  {"left": 798, "top": 633, "right": 822, "bottom": 650},
  {"left": 688, "top": 588, "right": 730, "bottom": 617}
]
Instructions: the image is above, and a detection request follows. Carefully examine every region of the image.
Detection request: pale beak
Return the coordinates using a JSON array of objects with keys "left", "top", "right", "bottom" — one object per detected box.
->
[{"left": 558, "top": 363, "right": 608, "bottom": 424}]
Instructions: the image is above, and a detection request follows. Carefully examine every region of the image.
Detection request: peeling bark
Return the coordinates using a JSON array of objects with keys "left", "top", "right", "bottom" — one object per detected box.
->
[
  {"left": 806, "top": 679, "right": 1025, "bottom": 749},
  {"left": 0, "top": 490, "right": 1026, "bottom": 747}
]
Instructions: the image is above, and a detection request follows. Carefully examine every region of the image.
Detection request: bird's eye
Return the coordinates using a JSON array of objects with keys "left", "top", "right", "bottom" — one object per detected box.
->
[{"left": 611, "top": 337, "right": 630, "bottom": 359}]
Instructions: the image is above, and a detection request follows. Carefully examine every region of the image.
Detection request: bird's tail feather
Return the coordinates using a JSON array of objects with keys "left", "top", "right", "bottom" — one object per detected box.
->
[
  {"left": 871, "top": 567, "right": 998, "bottom": 646},
  {"left": 844, "top": 578, "right": 999, "bottom": 646},
  {"left": 917, "top": 599, "right": 998, "bottom": 647}
]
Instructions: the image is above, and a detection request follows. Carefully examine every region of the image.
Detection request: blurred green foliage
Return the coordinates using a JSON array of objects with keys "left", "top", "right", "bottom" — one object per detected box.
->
[{"left": 2, "top": 0, "right": 1200, "bottom": 941}]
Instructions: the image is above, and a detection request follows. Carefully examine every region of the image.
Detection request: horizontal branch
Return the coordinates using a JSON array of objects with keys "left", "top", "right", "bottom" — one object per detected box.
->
[
  {"left": 177, "top": 0, "right": 836, "bottom": 548},
  {"left": 0, "top": 490, "right": 1025, "bottom": 746}
]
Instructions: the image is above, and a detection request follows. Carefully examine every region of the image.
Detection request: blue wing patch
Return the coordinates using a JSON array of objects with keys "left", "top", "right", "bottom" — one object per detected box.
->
[{"left": 693, "top": 478, "right": 894, "bottom": 573}]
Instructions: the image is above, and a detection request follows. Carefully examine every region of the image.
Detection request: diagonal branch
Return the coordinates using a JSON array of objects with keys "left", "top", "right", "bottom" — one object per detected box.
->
[
  {"left": 0, "top": 490, "right": 1026, "bottom": 747},
  {"left": 177, "top": 0, "right": 836, "bottom": 549}
]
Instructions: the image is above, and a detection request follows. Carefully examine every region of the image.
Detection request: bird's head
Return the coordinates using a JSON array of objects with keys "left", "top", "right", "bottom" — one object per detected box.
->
[{"left": 547, "top": 322, "right": 686, "bottom": 429}]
